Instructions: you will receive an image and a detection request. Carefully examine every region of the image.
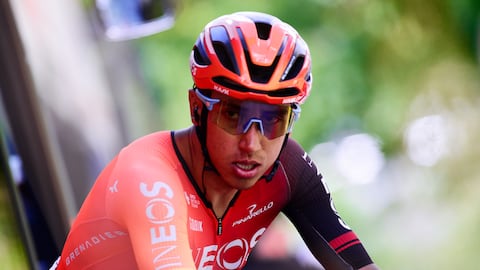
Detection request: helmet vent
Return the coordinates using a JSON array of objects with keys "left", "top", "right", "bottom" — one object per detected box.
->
[
  {"left": 305, "top": 72, "right": 312, "bottom": 83},
  {"left": 254, "top": 22, "right": 272, "bottom": 40},
  {"left": 210, "top": 26, "right": 240, "bottom": 75},
  {"left": 246, "top": 53, "right": 280, "bottom": 83},
  {"left": 237, "top": 29, "right": 285, "bottom": 83},
  {"left": 282, "top": 55, "right": 305, "bottom": 81},
  {"left": 212, "top": 76, "right": 300, "bottom": 97},
  {"left": 282, "top": 41, "right": 309, "bottom": 81},
  {"left": 193, "top": 37, "right": 211, "bottom": 65}
]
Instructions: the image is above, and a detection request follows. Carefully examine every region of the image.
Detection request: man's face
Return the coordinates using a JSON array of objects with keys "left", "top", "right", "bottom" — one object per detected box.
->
[{"left": 203, "top": 91, "right": 288, "bottom": 190}]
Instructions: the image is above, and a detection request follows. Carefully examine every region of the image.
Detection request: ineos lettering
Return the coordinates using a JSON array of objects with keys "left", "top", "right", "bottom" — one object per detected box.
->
[
  {"left": 195, "top": 227, "right": 266, "bottom": 270},
  {"left": 216, "top": 239, "right": 249, "bottom": 269},
  {"left": 140, "top": 182, "right": 174, "bottom": 198},
  {"left": 151, "top": 225, "right": 177, "bottom": 244},
  {"left": 146, "top": 198, "right": 175, "bottom": 224},
  {"left": 152, "top": 245, "right": 182, "bottom": 269},
  {"left": 198, "top": 245, "right": 217, "bottom": 270},
  {"left": 140, "top": 181, "right": 181, "bottom": 268}
]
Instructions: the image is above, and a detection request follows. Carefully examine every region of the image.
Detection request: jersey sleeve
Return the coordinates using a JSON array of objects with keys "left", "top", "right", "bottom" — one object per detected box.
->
[
  {"left": 107, "top": 143, "right": 195, "bottom": 269},
  {"left": 280, "top": 139, "right": 374, "bottom": 269}
]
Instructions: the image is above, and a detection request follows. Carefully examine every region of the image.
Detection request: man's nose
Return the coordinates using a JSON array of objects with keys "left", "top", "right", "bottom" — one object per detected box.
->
[
  {"left": 242, "top": 119, "right": 264, "bottom": 135},
  {"left": 239, "top": 120, "right": 263, "bottom": 152}
]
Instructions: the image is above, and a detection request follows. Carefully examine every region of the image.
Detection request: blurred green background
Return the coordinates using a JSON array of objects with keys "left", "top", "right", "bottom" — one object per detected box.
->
[
  {"left": 2, "top": 0, "right": 480, "bottom": 269},
  {"left": 135, "top": 1, "right": 480, "bottom": 267}
]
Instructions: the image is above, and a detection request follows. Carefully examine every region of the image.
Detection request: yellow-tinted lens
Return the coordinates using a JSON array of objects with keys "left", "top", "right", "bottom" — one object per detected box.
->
[
  {"left": 195, "top": 89, "right": 300, "bottom": 139},
  {"left": 211, "top": 99, "right": 294, "bottom": 139}
]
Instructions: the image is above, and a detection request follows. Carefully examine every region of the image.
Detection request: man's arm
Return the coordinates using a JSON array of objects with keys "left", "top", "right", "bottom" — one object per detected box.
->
[
  {"left": 281, "top": 139, "right": 379, "bottom": 269},
  {"left": 110, "top": 144, "right": 197, "bottom": 269}
]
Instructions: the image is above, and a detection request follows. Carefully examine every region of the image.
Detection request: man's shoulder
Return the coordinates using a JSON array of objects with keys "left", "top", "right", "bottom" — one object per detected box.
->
[
  {"left": 105, "top": 130, "right": 187, "bottom": 189},
  {"left": 279, "top": 137, "right": 319, "bottom": 179},
  {"left": 120, "top": 131, "right": 173, "bottom": 156},
  {"left": 128, "top": 130, "right": 172, "bottom": 148},
  {"left": 113, "top": 131, "right": 178, "bottom": 173}
]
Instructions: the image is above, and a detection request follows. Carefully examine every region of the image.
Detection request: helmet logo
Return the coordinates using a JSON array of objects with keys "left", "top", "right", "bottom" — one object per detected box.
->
[{"left": 213, "top": 85, "right": 230, "bottom": 96}]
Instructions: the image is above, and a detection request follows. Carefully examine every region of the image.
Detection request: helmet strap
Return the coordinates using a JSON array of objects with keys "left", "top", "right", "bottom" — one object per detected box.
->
[{"left": 195, "top": 104, "right": 219, "bottom": 174}]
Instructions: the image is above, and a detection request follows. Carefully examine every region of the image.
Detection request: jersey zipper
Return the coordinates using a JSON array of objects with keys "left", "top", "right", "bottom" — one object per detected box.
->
[
  {"left": 215, "top": 191, "right": 240, "bottom": 236},
  {"left": 216, "top": 210, "right": 228, "bottom": 236},
  {"left": 217, "top": 217, "right": 223, "bottom": 235}
]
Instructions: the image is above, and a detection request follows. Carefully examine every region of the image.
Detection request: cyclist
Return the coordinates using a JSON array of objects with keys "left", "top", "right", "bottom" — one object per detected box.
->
[{"left": 51, "top": 11, "right": 380, "bottom": 270}]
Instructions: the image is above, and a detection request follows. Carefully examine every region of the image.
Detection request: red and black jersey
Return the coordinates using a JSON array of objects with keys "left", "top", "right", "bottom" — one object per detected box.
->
[{"left": 54, "top": 131, "right": 373, "bottom": 269}]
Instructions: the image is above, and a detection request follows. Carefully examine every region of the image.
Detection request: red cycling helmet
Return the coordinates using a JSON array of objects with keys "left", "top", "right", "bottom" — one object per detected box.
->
[{"left": 190, "top": 11, "right": 312, "bottom": 105}]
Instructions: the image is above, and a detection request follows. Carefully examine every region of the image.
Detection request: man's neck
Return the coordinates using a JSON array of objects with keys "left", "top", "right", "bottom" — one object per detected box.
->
[
  {"left": 201, "top": 170, "right": 239, "bottom": 218},
  {"left": 175, "top": 127, "right": 238, "bottom": 218}
]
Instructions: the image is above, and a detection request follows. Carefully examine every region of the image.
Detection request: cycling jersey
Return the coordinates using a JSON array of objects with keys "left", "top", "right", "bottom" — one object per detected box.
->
[{"left": 53, "top": 131, "right": 373, "bottom": 270}]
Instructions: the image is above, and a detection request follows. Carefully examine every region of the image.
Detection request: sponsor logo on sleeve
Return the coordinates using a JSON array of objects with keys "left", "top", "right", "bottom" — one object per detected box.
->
[
  {"left": 109, "top": 180, "right": 119, "bottom": 193},
  {"left": 140, "top": 181, "right": 182, "bottom": 269},
  {"left": 189, "top": 217, "right": 203, "bottom": 232},
  {"left": 184, "top": 192, "right": 201, "bottom": 208},
  {"left": 65, "top": 231, "right": 128, "bottom": 266}
]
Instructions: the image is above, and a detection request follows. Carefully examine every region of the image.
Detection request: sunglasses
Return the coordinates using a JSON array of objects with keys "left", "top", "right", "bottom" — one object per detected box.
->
[{"left": 195, "top": 89, "right": 300, "bottom": 139}]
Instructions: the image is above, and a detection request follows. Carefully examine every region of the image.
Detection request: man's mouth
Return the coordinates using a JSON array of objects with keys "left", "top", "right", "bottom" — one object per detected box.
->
[{"left": 235, "top": 162, "right": 257, "bottom": 171}]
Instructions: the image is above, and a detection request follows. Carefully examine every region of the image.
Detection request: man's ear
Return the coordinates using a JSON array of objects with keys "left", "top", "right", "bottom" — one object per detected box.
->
[{"left": 188, "top": 89, "right": 201, "bottom": 125}]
